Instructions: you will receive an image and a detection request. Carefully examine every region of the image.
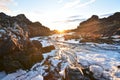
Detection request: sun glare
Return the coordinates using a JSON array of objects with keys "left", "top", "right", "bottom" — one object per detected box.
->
[
  {"left": 56, "top": 26, "right": 65, "bottom": 33},
  {"left": 58, "top": 29, "right": 64, "bottom": 33}
]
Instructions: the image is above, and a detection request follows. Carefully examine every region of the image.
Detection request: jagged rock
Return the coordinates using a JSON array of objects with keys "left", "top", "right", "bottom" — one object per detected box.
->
[
  {"left": 42, "top": 45, "right": 55, "bottom": 53},
  {"left": 75, "top": 12, "right": 120, "bottom": 40},
  {"left": 0, "top": 12, "right": 51, "bottom": 37},
  {"left": 65, "top": 67, "right": 84, "bottom": 80},
  {"left": 64, "top": 35, "right": 80, "bottom": 40},
  {"left": 0, "top": 23, "right": 43, "bottom": 73},
  {"left": 28, "top": 22, "right": 51, "bottom": 37}
]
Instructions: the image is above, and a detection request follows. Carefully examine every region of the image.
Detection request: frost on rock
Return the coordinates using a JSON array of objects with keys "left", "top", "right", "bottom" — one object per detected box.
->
[
  {"left": 1, "top": 69, "right": 43, "bottom": 80},
  {"left": 89, "top": 65, "right": 103, "bottom": 79},
  {"left": 30, "top": 37, "right": 53, "bottom": 47},
  {"left": 31, "top": 75, "right": 43, "bottom": 80},
  {"left": 0, "top": 72, "right": 6, "bottom": 80}
]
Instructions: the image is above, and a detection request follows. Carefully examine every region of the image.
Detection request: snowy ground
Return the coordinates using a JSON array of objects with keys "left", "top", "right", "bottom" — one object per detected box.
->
[
  {"left": 1, "top": 34, "right": 120, "bottom": 80},
  {"left": 30, "top": 36, "right": 52, "bottom": 47}
]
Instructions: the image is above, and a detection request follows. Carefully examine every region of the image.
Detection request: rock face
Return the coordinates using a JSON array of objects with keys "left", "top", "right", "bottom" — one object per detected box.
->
[
  {"left": 0, "top": 12, "right": 51, "bottom": 37},
  {"left": 76, "top": 12, "right": 120, "bottom": 38},
  {"left": 0, "top": 23, "right": 43, "bottom": 73}
]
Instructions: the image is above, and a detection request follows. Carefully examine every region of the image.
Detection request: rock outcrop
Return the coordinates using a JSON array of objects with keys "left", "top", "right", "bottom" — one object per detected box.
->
[
  {"left": 76, "top": 12, "right": 120, "bottom": 38},
  {"left": 0, "top": 12, "right": 51, "bottom": 37},
  {"left": 0, "top": 23, "right": 43, "bottom": 73}
]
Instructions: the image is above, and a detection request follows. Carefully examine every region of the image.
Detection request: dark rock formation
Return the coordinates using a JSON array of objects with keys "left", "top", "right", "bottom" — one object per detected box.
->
[
  {"left": 65, "top": 67, "right": 84, "bottom": 80},
  {"left": 64, "top": 67, "right": 98, "bottom": 80},
  {"left": 0, "top": 12, "right": 51, "bottom": 37},
  {"left": 28, "top": 22, "right": 50, "bottom": 37},
  {"left": 76, "top": 12, "right": 120, "bottom": 38},
  {"left": 64, "top": 35, "right": 80, "bottom": 40},
  {"left": 42, "top": 45, "right": 55, "bottom": 53},
  {"left": 0, "top": 23, "right": 43, "bottom": 73}
]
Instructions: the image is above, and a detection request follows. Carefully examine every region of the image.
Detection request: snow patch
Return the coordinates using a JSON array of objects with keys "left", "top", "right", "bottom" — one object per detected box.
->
[
  {"left": 65, "top": 39, "right": 80, "bottom": 43},
  {"left": 89, "top": 65, "right": 103, "bottom": 79},
  {"left": 31, "top": 75, "right": 43, "bottom": 80},
  {"left": 0, "top": 72, "right": 6, "bottom": 80},
  {"left": 30, "top": 37, "right": 41, "bottom": 41},
  {"left": 112, "top": 35, "right": 120, "bottom": 38}
]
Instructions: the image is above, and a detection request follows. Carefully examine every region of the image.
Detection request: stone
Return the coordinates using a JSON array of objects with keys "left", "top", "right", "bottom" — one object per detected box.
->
[{"left": 0, "top": 23, "right": 44, "bottom": 73}]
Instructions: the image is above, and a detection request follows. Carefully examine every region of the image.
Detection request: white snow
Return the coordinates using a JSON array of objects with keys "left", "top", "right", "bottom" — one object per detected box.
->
[
  {"left": 113, "top": 39, "right": 120, "bottom": 41},
  {"left": 43, "top": 50, "right": 57, "bottom": 58},
  {"left": 65, "top": 39, "right": 80, "bottom": 43},
  {"left": 30, "top": 37, "right": 41, "bottom": 41},
  {"left": 31, "top": 75, "right": 43, "bottom": 80},
  {"left": 75, "top": 43, "right": 120, "bottom": 79},
  {"left": 101, "top": 37, "right": 109, "bottom": 39},
  {"left": 2, "top": 35, "right": 120, "bottom": 80},
  {"left": 1, "top": 69, "right": 43, "bottom": 80},
  {"left": 112, "top": 35, "right": 120, "bottom": 38},
  {"left": 0, "top": 29, "right": 6, "bottom": 34},
  {"left": 49, "top": 34, "right": 65, "bottom": 38},
  {"left": 59, "top": 69, "right": 65, "bottom": 79},
  {"left": 89, "top": 65, "right": 103, "bottom": 79},
  {"left": 2, "top": 70, "right": 27, "bottom": 80},
  {"left": 30, "top": 37, "right": 52, "bottom": 47},
  {"left": 0, "top": 72, "right": 6, "bottom": 80},
  {"left": 41, "top": 39, "right": 52, "bottom": 47}
]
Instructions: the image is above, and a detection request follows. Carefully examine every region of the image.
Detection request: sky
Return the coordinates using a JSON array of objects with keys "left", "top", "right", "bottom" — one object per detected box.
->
[{"left": 0, "top": 0, "right": 120, "bottom": 30}]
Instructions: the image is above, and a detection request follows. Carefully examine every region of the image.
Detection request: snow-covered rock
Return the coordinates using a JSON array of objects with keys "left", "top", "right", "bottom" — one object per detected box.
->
[
  {"left": 0, "top": 72, "right": 6, "bottom": 80},
  {"left": 31, "top": 75, "right": 43, "bottom": 80},
  {"left": 89, "top": 65, "right": 103, "bottom": 79},
  {"left": 65, "top": 39, "right": 80, "bottom": 43},
  {"left": 30, "top": 37, "right": 53, "bottom": 47}
]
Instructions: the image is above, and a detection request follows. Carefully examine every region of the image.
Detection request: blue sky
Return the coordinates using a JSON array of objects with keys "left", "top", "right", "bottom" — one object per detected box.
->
[{"left": 0, "top": 0, "right": 120, "bottom": 30}]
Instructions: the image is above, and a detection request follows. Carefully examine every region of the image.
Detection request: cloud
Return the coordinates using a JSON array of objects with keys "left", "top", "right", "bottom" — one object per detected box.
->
[
  {"left": 62, "top": 0, "right": 96, "bottom": 9},
  {"left": 65, "top": 18, "right": 85, "bottom": 22},
  {"left": 0, "top": 0, "right": 17, "bottom": 13},
  {"left": 53, "top": 14, "right": 86, "bottom": 23},
  {"left": 100, "top": 13, "right": 114, "bottom": 18},
  {"left": 58, "top": 0, "right": 63, "bottom": 3},
  {"left": 68, "top": 15, "right": 82, "bottom": 19},
  {"left": 66, "top": 15, "right": 85, "bottom": 22},
  {"left": 62, "top": 0, "right": 80, "bottom": 9},
  {"left": 76, "top": 0, "right": 96, "bottom": 8},
  {"left": 54, "top": 18, "right": 85, "bottom": 23}
]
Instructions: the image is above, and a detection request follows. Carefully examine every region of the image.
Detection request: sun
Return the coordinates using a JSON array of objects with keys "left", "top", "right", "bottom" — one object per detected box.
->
[
  {"left": 56, "top": 27, "right": 65, "bottom": 33},
  {"left": 58, "top": 29, "right": 64, "bottom": 33}
]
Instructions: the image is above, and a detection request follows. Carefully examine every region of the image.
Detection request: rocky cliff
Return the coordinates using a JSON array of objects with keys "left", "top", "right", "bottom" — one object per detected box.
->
[
  {"left": 76, "top": 12, "right": 120, "bottom": 38},
  {"left": 0, "top": 12, "right": 51, "bottom": 37}
]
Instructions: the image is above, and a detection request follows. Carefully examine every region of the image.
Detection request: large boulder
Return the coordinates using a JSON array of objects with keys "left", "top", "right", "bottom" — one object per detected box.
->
[{"left": 0, "top": 23, "right": 43, "bottom": 73}]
